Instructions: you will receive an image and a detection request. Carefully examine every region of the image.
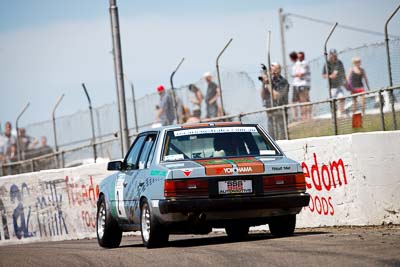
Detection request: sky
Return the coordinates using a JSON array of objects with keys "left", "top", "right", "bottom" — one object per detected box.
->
[{"left": 1, "top": 0, "right": 399, "bottom": 129}]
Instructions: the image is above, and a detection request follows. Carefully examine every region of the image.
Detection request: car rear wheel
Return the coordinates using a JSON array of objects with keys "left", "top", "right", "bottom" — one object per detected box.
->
[
  {"left": 96, "top": 194, "right": 122, "bottom": 248},
  {"left": 225, "top": 224, "right": 249, "bottom": 240},
  {"left": 140, "top": 200, "right": 169, "bottom": 248},
  {"left": 269, "top": 215, "right": 296, "bottom": 237}
]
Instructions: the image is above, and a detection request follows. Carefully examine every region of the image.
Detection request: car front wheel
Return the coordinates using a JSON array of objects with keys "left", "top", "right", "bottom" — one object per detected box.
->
[
  {"left": 96, "top": 194, "right": 122, "bottom": 248},
  {"left": 140, "top": 199, "right": 169, "bottom": 248},
  {"left": 269, "top": 215, "right": 296, "bottom": 237}
]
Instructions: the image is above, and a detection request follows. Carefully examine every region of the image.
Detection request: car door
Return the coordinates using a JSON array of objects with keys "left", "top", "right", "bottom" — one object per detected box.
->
[
  {"left": 130, "top": 133, "right": 158, "bottom": 224},
  {"left": 114, "top": 135, "right": 146, "bottom": 222}
]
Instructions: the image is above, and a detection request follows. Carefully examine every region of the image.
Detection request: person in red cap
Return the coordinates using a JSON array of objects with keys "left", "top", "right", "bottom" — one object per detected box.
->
[{"left": 156, "top": 85, "right": 175, "bottom": 126}]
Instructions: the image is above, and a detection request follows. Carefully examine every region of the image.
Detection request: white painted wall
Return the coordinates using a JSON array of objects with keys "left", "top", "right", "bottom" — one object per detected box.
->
[
  {"left": 0, "top": 131, "right": 399, "bottom": 245},
  {"left": 277, "top": 131, "right": 400, "bottom": 227}
]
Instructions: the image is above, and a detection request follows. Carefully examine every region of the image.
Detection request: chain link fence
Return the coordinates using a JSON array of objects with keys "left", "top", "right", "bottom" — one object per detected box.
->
[{"left": 1, "top": 40, "right": 399, "bottom": 176}]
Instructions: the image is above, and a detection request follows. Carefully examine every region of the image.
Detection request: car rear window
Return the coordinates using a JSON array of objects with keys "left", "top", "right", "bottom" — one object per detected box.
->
[{"left": 163, "top": 126, "right": 279, "bottom": 161}]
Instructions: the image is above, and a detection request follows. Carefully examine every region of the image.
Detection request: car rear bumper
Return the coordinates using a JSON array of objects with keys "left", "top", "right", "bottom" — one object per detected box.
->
[{"left": 159, "top": 193, "right": 310, "bottom": 214}]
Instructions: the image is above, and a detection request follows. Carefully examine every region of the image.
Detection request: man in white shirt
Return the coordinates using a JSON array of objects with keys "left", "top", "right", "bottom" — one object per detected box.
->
[
  {"left": 0, "top": 121, "right": 17, "bottom": 163},
  {"left": 293, "top": 52, "right": 311, "bottom": 120}
]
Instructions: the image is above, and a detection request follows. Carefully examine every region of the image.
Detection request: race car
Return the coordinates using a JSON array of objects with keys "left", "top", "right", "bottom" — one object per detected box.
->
[{"left": 96, "top": 122, "right": 310, "bottom": 248}]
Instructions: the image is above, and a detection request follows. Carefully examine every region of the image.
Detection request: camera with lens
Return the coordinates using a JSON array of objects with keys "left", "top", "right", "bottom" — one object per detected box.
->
[{"left": 258, "top": 63, "right": 268, "bottom": 82}]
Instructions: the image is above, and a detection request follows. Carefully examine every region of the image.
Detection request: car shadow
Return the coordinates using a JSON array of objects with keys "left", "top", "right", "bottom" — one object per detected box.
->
[{"left": 119, "top": 230, "right": 328, "bottom": 249}]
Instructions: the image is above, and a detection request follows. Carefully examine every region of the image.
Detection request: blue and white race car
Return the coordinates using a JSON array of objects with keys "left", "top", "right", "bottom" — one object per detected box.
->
[{"left": 96, "top": 122, "right": 310, "bottom": 248}]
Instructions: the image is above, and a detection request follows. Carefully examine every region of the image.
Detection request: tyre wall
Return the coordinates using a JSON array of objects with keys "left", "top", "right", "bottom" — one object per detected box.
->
[{"left": 0, "top": 131, "right": 399, "bottom": 245}]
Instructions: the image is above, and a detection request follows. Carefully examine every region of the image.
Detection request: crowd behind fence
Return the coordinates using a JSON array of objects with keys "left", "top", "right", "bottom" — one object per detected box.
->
[
  {"left": 1, "top": 85, "right": 399, "bottom": 177},
  {"left": 1, "top": 39, "right": 399, "bottom": 176}
]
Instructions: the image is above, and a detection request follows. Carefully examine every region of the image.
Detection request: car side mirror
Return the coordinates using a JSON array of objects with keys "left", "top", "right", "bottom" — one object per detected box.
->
[{"left": 107, "top": 160, "right": 124, "bottom": 171}]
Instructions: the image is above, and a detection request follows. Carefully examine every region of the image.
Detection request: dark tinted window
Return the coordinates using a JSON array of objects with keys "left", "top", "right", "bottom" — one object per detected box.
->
[
  {"left": 163, "top": 126, "right": 278, "bottom": 161},
  {"left": 125, "top": 135, "right": 146, "bottom": 170},
  {"left": 138, "top": 135, "right": 156, "bottom": 169}
]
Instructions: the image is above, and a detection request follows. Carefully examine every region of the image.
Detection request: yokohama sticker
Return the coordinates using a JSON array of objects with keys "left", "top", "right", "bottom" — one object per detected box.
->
[{"left": 195, "top": 157, "right": 265, "bottom": 176}]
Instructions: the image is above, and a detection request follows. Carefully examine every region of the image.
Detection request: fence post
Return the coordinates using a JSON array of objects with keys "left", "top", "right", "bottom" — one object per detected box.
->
[
  {"left": 30, "top": 159, "right": 34, "bottom": 173},
  {"left": 61, "top": 151, "right": 65, "bottom": 168},
  {"left": 283, "top": 106, "right": 289, "bottom": 140},
  {"left": 324, "top": 23, "right": 338, "bottom": 136},
  {"left": 170, "top": 57, "right": 185, "bottom": 123},
  {"left": 384, "top": 4, "right": 400, "bottom": 130},
  {"left": 278, "top": 8, "right": 288, "bottom": 79},
  {"left": 15, "top": 102, "right": 30, "bottom": 161},
  {"left": 216, "top": 38, "right": 233, "bottom": 117},
  {"left": 330, "top": 99, "right": 339, "bottom": 135},
  {"left": 82, "top": 83, "right": 98, "bottom": 163},
  {"left": 379, "top": 89, "right": 386, "bottom": 131},
  {"left": 238, "top": 113, "right": 243, "bottom": 123},
  {"left": 129, "top": 81, "right": 139, "bottom": 133},
  {"left": 52, "top": 94, "right": 64, "bottom": 168}
]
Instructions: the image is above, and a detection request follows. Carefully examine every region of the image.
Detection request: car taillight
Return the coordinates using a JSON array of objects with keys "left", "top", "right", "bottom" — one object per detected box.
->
[
  {"left": 164, "top": 179, "right": 209, "bottom": 197},
  {"left": 263, "top": 173, "right": 306, "bottom": 192}
]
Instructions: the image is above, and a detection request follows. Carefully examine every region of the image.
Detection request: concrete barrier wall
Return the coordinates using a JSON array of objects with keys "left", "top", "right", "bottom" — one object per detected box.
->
[
  {"left": 278, "top": 131, "right": 400, "bottom": 228},
  {"left": 0, "top": 131, "right": 399, "bottom": 245},
  {"left": 0, "top": 162, "right": 110, "bottom": 245}
]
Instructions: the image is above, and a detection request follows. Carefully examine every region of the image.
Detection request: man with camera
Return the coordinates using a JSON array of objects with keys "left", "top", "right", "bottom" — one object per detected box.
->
[{"left": 260, "top": 63, "right": 289, "bottom": 140}]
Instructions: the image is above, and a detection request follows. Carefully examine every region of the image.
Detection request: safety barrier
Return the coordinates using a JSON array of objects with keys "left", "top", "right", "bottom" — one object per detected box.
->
[{"left": 0, "top": 131, "right": 398, "bottom": 245}]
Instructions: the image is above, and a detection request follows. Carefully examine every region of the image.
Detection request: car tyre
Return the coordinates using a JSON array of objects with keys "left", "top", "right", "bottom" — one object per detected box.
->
[
  {"left": 269, "top": 215, "right": 296, "bottom": 237},
  {"left": 140, "top": 199, "right": 169, "bottom": 248},
  {"left": 225, "top": 224, "right": 249, "bottom": 240},
  {"left": 96, "top": 194, "right": 122, "bottom": 248}
]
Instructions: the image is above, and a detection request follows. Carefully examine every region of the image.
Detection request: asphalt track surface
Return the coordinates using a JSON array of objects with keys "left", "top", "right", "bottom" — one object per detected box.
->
[{"left": 1, "top": 225, "right": 399, "bottom": 267}]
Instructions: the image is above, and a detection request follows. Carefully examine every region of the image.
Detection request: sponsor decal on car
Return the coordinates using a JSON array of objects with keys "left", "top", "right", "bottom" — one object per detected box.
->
[
  {"left": 173, "top": 127, "right": 257, "bottom": 137},
  {"left": 195, "top": 157, "right": 265, "bottom": 176},
  {"left": 223, "top": 166, "right": 253, "bottom": 174},
  {"left": 182, "top": 169, "right": 192, "bottom": 177},
  {"left": 150, "top": 170, "right": 167, "bottom": 177}
]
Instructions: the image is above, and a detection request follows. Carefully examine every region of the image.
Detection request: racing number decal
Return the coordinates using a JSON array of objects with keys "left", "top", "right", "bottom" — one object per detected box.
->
[{"left": 115, "top": 175, "right": 128, "bottom": 219}]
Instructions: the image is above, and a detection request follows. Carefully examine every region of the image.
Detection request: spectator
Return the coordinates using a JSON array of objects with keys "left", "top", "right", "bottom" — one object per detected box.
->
[
  {"left": 169, "top": 91, "right": 189, "bottom": 124},
  {"left": 203, "top": 72, "right": 221, "bottom": 119},
  {"left": 186, "top": 116, "right": 201, "bottom": 124},
  {"left": 322, "top": 49, "right": 346, "bottom": 116},
  {"left": 156, "top": 85, "right": 175, "bottom": 126},
  {"left": 0, "top": 121, "right": 16, "bottom": 163},
  {"left": 348, "top": 57, "right": 370, "bottom": 114},
  {"left": 188, "top": 84, "right": 203, "bottom": 119},
  {"left": 8, "top": 144, "right": 17, "bottom": 162},
  {"left": 260, "top": 63, "right": 289, "bottom": 140},
  {"left": 38, "top": 136, "right": 53, "bottom": 155},
  {"left": 295, "top": 51, "right": 312, "bottom": 120},
  {"left": 289, "top": 51, "right": 299, "bottom": 121},
  {"left": 18, "top": 128, "right": 37, "bottom": 153}
]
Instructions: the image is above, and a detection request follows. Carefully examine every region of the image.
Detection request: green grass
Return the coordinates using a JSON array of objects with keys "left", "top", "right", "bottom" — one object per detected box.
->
[{"left": 288, "top": 112, "right": 400, "bottom": 139}]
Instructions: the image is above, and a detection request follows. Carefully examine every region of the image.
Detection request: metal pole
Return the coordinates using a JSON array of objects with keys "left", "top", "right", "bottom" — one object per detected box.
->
[
  {"left": 324, "top": 22, "right": 338, "bottom": 135},
  {"left": 81, "top": 83, "right": 97, "bottom": 163},
  {"left": 283, "top": 106, "right": 289, "bottom": 140},
  {"left": 278, "top": 8, "right": 288, "bottom": 79},
  {"left": 216, "top": 38, "right": 233, "bottom": 117},
  {"left": 109, "top": 0, "right": 129, "bottom": 156},
  {"left": 129, "top": 82, "right": 139, "bottom": 133},
  {"left": 384, "top": 4, "right": 400, "bottom": 130},
  {"left": 52, "top": 94, "right": 64, "bottom": 168},
  {"left": 265, "top": 31, "right": 276, "bottom": 138},
  {"left": 266, "top": 31, "right": 274, "bottom": 109},
  {"left": 15, "top": 102, "right": 30, "bottom": 161},
  {"left": 95, "top": 109, "right": 104, "bottom": 158},
  {"left": 379, "top": 89, "right": 386, "bottom": 131},
  {"left": 170, "top": 57, "right": 185, "bottom": 123}
]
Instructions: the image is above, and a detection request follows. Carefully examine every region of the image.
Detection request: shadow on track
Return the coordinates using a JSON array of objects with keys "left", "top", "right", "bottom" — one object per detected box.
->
[{"left": 119, "top": 230, "right": 328, "bottom": 249}]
